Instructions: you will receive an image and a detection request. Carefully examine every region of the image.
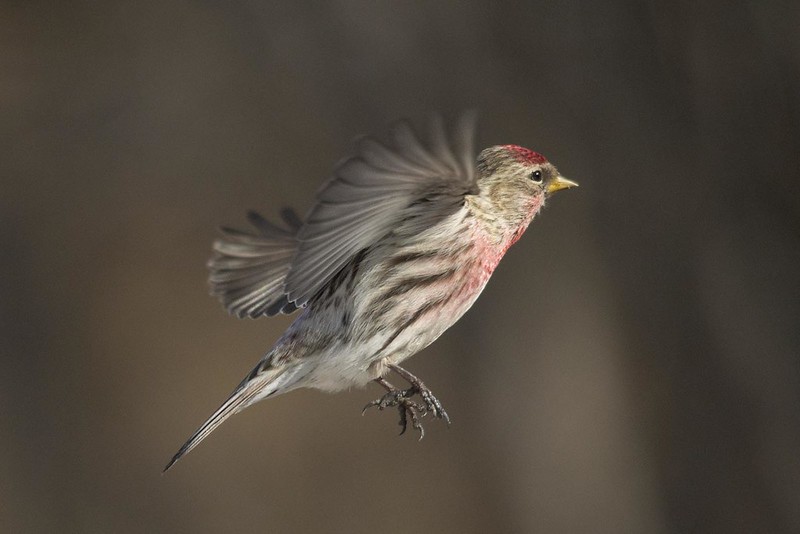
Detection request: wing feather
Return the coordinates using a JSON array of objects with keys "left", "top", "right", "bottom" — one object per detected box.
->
[
  {"left": 207, "top": 213, "right": 298, "bottom": 318},
  {"left": 285, "top": 114, "right": 478, "bottom": 306}
]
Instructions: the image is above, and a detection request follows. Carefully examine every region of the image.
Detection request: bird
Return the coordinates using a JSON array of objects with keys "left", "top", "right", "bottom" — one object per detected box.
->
[{"left": 164, "top": 114, "right": 577, "bottom": 471}]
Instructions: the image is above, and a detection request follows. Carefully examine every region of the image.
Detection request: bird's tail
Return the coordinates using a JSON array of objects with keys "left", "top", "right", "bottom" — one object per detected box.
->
[{"left": 163, "top": 362, "right": 305, "bottom": 472}]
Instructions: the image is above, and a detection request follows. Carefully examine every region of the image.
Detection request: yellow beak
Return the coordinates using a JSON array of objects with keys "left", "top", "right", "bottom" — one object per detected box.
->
[{"left": 546, "top": 175, "right": 579, "bottom": 195}]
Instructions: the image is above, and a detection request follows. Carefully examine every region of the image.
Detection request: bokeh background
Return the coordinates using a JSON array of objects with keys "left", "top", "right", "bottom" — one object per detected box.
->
[{"left": 3, "top": 1, "right": 799, "bottom": 532}]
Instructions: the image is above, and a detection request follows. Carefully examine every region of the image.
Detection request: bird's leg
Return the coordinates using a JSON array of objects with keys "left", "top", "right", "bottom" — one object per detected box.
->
[
  {"left": 388, "top": 364, "right": 451, "bottom": 426},
  {"left": 362, "top": 377, "right": 426, "bottom": 438}
]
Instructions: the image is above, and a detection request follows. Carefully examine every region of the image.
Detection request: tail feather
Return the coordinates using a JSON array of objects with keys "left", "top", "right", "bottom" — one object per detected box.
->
[
  {"left": 163, "top": 365, "right": 302, "bottom": 472},
  {"left": 163, "top": 385, "right": 255, "bottom": 473}
]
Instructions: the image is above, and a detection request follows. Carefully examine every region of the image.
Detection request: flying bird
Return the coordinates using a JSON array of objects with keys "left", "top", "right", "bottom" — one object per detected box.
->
[{"left": 165, "top": 114, "right": 577, "bottom": 471}]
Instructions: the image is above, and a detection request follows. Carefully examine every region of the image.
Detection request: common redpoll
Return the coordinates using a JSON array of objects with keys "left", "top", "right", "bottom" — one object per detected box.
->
[{"left": 165, "top": 114, "right": 577, "bottom": 471}]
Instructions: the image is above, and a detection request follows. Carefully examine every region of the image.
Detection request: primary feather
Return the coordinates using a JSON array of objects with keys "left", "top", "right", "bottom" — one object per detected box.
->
[{"left": 285, "top": 113, "right": 478, "bottom": 307}]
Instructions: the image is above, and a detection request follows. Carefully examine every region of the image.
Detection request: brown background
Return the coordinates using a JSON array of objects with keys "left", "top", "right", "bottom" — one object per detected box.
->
[{"left": 3, "top": 1, "right": 799, "bottom": 533}]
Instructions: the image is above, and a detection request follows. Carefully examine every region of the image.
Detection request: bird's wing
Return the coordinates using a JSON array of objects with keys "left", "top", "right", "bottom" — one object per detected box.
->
[
  {"left": 208, "top": 209, "right": 301, "bottom": 318},
  {"left": 284, "top": 113, "right": 478, "bottom": 307}
]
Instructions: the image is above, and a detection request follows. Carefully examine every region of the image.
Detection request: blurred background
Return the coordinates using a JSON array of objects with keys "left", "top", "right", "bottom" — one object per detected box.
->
[{"left": 2, "top": 1, "right": 799, "bottom": 532}]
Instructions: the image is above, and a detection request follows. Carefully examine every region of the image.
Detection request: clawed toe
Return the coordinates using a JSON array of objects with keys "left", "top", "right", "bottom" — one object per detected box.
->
[
  {"left": 362, "top": 390, "right": 425, "bottom": 436},
  {"left": 362, "top": 369, "right": 450, "bottom": 439},
  {"left": 418, "top": 389, "right": 450, "bottom": 425},
  {"left": 361, "top": 389, "right": 407, "bottom": 414},
  {"left": 397, "top": 399, "right": 425, "bottom": 439}
]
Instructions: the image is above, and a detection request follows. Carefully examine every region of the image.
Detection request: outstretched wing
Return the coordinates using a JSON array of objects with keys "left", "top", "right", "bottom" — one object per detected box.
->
[
  {"left": 284, "top": 113, "right": 479, "bottom": 307},
  {"left": 208, "top": 209, "right": 301, "bottom": 318}
]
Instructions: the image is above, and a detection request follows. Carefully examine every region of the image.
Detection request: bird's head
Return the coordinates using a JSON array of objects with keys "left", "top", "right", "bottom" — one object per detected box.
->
[{"left": 473, "top": 144, "right": 578, "bottom": 238}]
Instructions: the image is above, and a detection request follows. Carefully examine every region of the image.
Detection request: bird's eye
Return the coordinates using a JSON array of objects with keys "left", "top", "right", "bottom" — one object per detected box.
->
[{"left": 530, "top": 170, "right": 543, "bottom": 183}]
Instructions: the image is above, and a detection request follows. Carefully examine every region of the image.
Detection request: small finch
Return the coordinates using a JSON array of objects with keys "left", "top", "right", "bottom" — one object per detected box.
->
[{"left": 164, "top": 114, "right": 577, "bottom": 471}]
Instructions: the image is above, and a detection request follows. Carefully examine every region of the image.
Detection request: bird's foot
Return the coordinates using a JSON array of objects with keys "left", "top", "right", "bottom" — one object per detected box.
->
[
  {"left": 417, "top": 386, "right": 450, "bottom": 425},
  {"left": 388, "top": 363, "right": 451, "bottom": 426},
  {"left": 362, "top": 387, "right": 427, "bottom": 438},
  {"left": 362, "top": 367, "right": 450, "bottom": 439}
]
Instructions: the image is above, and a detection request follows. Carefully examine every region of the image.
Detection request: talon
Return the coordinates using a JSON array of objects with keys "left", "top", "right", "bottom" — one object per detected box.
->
[
  {"left": 410, "top": 408, "right": 425, "bottom": 440},
  {"left": 397, "top": 403, "right": 409, "bottom": 435},
  {"left": 363, "top": 367, "right": 450, "bottom": 438},
  {"left": 419, "top": 389, "right": 450, "bottom": 425}
]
